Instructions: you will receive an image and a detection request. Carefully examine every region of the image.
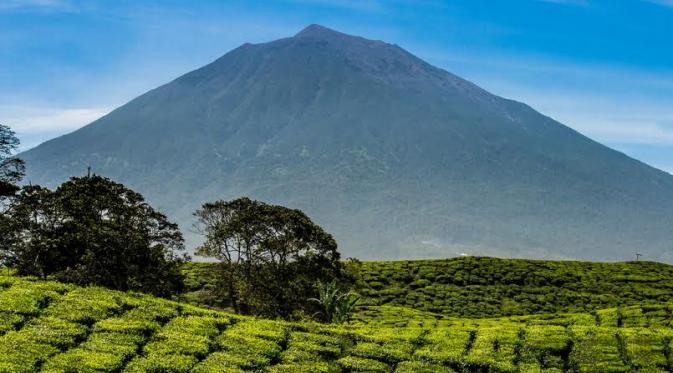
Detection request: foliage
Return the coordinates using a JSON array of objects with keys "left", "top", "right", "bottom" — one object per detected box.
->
[
  {"left": 0, "top": 124, "right": 24, "bottom": 267},
  {"left": 1, "top": 273, "right": 673, "bottom": 372},
  {"left": 0, "top": 124, "right": 24, "bottom": 199},
  {"left": 3, "top": 174, "right": 187, "bottom": 296},
  {"left": 182, "top": 256, "right": 673, "bottom": 320},
  {"left": 356, "top": 257, "right": 673, "bottom": 318},
  {"left": 193, "top": 197, "right": 346, "bottom": 318},
  {"left": 310, "top": 280, "right": 360, "bottom": 324}
]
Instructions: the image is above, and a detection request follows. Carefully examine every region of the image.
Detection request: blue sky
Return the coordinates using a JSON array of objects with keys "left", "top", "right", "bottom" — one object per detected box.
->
[{"left": 1, "top": 0, "right": 672, "bottom": 174}]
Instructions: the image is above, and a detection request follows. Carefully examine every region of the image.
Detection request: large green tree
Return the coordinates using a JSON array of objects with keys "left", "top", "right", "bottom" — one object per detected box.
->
[
  {"left": 194, "top": 197, "right": 345, "bottom": 318},
  {"left": 5, "top": 175, "right": 187, "bottom": 296},
  {"left": 0, "top": 124, "right": 25, "bottom": 265},
  {"left": 0, "top": 124, "right": 24, "bottom": 198}
]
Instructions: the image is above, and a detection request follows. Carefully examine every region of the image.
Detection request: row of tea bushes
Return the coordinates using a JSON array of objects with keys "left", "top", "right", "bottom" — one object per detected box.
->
[
  {"left": 181, "top": 257, "right": 673, "bottom": 318},
  {"left": 357, "top": 257, "right": 673, "bottom": 317},
  {"left": 2, "top": 274, "right": 673, "bottom": 372}
]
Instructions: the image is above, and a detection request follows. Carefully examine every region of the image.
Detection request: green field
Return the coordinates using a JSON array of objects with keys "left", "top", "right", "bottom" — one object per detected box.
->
[
  {"left": 182, "top": 257, "right": 673, "bottom": 318},
  {"left": 356, "top": 257, "right": 673, "bottom": 317},
  {"left": 3, "top": 257, "right": 673, "bottom": 372}
]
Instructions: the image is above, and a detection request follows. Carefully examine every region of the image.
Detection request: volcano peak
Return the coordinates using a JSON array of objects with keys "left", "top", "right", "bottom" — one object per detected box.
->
[{"left": 294, "top": 24, "right": 349, "bottom": 39}]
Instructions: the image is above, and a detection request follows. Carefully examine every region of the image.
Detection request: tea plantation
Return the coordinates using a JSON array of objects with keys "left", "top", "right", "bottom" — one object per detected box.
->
[
  {"left": 356, "top": 257, "right": 673, "bottom": 317},
  {"left": 3, "top": 268, "right": 673, "bottom": 372},
  {"left": 182, "top": 257, "right": 673, "bottom": 318}
]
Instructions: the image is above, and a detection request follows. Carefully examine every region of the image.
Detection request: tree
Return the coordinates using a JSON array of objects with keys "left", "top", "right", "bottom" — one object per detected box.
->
[
  {"left": 4, "top": 174, "right": 187, "bottom": 296},
  {"left": 1, "top": 185, "right": 58, "bottom": 273},
  {"left": 0, "top": 124, "right": 25, "bottom": 198},
  {"left": 0, "top": 124, "right": 25, "bottom": 266},
  {"left": 194, "top": 197, "right": 346, "bottom": 318}
]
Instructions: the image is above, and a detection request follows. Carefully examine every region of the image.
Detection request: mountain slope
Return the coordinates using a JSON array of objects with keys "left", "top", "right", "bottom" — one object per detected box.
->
[{"left": 20, "top": 24, "right": 673, "bottom": 261}]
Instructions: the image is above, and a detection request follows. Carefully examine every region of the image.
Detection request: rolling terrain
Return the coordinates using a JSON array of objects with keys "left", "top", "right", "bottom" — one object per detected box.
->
[
  {"left": 182, "top": 257, "right": 673, "bottom": 318},
  {"left": 2, "top": 265, "right": 673, "bottom": 372},
  {"left": 19, "top": 25, "right": 673, "bottom": 262}
]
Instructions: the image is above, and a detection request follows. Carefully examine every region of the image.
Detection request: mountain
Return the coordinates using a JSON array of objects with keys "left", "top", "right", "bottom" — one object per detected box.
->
[{"left": 20, "top": 24, "right": 673, "bottom": 262}]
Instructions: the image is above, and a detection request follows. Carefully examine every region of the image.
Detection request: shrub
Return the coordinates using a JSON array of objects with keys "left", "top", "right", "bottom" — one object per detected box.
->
[
  {"left": 41, "top": 349, "right": 125, "bottom": 372},
  {"left": 43, "top": 287, "right": 123, "bottom": 323},
  {"left": 143, "top": 332, "right": 211, "bottom": 357},
  {"left": 0, "top": 332, "right": 59, "bottom": 371},
  {"left": 267, "top": 362, "right": 332, "bottom": 373},
  {"left": 414, "top": 328, "right": 473, "bottom": 364},
  {"left": 394, "top": 361, "right": 457, "bottom": 373},
  {"left": 0, "top": 284, "right": 60, "bottom": 315},
  {"left": 192, "top": 352, "right": 269, "bottom": 373},
  {"left": 464, "top": 327, "right": 519, "bottom": 372},
  {"left": 193, "top": 351, "right": 269, "bottom": 371},
  {"left": 20, "top": 317, "right": 88, "bottom": 349},
  {"left": 224, "top": 319, "right": 288, "bottom": 343},
  {"left": 310, "top": 280, "right": 360, "bottom": 324},
  {"left": 94, "top": 318, "right": 160, "bottom": 336},
  {"left": 124, "top": 353, "right": 198, "bottom": 373},
  {"left": 351, "top": 341, "right": 413, "bottom": 364},
  {"left": 0, "top": 312, "right": 22, "bottom": 334},
  {"left": 336, "top": 356, "right": 389, "bottom": 372},
  {"left": 217, "top": 334, "right": 282, "bottom": 361},
  {"left": 79, "top": 332, "right": 143, "bottom": 358},
  {"left": 568, "top": 326, "right": 631, "bottom": 372}
]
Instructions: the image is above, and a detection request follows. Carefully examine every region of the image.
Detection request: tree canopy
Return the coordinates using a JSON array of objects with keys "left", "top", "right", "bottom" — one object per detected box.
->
[
  {"left": 0, "top": 124, "right": 25, "bottom": 264},
  {"left": 0, "top": 124, "right": 25, "bottom": 198},
  {"left": 194, "top": 197, "right": 345, "bottom": 318},
  {"left": 3, "top": 174, "right": 187, "bottom": 296}
]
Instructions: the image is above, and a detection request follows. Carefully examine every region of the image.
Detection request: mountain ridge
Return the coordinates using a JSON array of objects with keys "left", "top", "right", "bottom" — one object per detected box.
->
[{"left": 20, "top": 24, "right": 673, "bottom": 262}]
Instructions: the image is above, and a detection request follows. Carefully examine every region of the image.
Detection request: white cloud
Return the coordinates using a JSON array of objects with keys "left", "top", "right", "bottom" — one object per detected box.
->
[
  {"left": 478, "top": 84, "right": 673, "bottom": 174},
  {"left": 579, "top": 120, "right": 673, "bottom": 145},
  {"left": 489, "top": 88, "right": 673, "bottom": 146},
  {"left": 2, "top": 105, "right": 107, "bottom": 133},
  {"left": 645, "top": 0, "right": 673, "bottom": 8},
  {"left": 420, "top": 48, "right": 673, "bottom": 92},
  {"left": 2, "top": 8, "right": 671, "bottom": 172},
  {"left": 1, "top": 105, "right": 109, "bottom": 149},
  {"left": 0, "top": 0, "right": 74, "bottom": 11},
  {"left": 411, "top": 46, "right": 673, "bottom": 148}
]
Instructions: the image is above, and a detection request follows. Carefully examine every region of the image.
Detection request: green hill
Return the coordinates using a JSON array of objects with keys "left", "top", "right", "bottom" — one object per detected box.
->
[
  {"left": 182, "top": 257, "right": 673, "bottom": 318},
  {"left": 2, "top": 272, "right": 673, "bottom": 372},
  {"left": 357, "top": 257, "right": 673, "bottom": 317}
]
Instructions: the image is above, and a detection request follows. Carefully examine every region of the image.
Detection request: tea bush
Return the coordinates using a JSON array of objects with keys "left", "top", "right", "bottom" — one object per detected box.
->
[
  {"left": 1, "top": 268, "right": 673, "bottom": 372},
  {"left": 356, "top": 257, "right": 673, "bottom": 317},
  {"left": 182, "top": 257, "right": 673, "bottom": 319}
]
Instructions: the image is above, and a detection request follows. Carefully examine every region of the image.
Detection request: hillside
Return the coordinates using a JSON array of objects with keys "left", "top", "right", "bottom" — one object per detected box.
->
[
  {"left": 181, "top": 257, "right": 673, "bottom": 318},
  {"left": 357, "top": 257, "right": 673, "bottom": 317},
  {"left": 19, "top": 24, "right": 673, "bottom": 262},
  {"left": 2, "top": 272, "right": 673, "bottom": 372}
]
